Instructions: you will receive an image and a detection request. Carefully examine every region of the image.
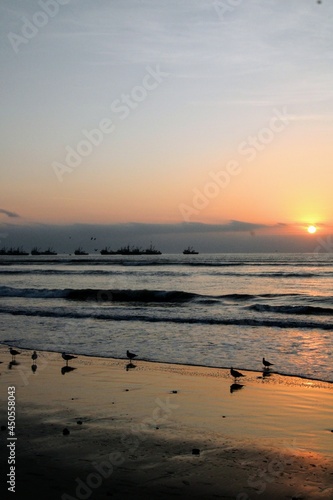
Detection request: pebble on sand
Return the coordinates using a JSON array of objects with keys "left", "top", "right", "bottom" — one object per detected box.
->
[
  {"left": 192, "top": 448, "right": 200, "bottom": 455},
  {"left": 63, "top": 428, "right": 70, "bottom": 436}
]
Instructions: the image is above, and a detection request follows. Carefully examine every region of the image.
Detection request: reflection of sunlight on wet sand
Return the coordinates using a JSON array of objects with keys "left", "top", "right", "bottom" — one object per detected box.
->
[
  {"left": 0, "top": 345, "right": 332, "bottom": 457},
  {"left": 239, "top": 381, "right": 333, "bottom": 455},
  {"left": 128, "top": 362, "right": 333, "bottom": 456}
]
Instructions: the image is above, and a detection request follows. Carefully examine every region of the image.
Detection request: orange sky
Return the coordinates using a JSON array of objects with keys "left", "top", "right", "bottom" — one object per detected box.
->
[{"left": 1, "top": 1, "right": 333, "bottom": 250}]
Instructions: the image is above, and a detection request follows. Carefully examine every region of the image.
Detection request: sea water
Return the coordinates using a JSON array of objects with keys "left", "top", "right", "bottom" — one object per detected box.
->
[{"left": 0, "top": 253, "right": 332, "bottom": 382}]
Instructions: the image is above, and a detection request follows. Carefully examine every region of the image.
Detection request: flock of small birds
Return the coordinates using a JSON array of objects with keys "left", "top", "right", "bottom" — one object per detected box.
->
[
  {"left": 6, "top": 347, "right": 138, "bottom": 365},
  {"left": 7, "top": 347, "right": 274, "bottom": 381}
]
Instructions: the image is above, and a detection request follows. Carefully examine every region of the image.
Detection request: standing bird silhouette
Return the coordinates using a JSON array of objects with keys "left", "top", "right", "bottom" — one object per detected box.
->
[
  {"left": 62, "top": 352, "right": 78, "bottom": 366},
  {"left": 262, "top": 357, "right": 274, "bottom": 368},
  {"left": 126, "top": 350, "right": 138, "bottom": 362},
  {"left": 9, "top": 348, "right": 20, "bottom": 361},
  {"left": 230, "top": 367, "right": 245, "bottom": 380}
]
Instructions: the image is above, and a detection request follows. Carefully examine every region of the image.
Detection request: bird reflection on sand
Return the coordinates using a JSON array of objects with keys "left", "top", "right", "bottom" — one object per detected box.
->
[
  {"left": 8, "top": 360, "right": 20, "bottom": 369},
  {"left": 31, "top": 364, "right": 38, "bottom": 373},
  {"left": 230, "top": 383, "right": 244, "bottom": 394},
  {"left": 61, "top": 365, "right": 77, "bottom": 375},
  {"left": 126, "top": 362, "right": 137, "bottom": 371}
]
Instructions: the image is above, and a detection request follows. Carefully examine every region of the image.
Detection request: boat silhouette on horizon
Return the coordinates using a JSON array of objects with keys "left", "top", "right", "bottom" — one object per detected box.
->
[
  {"left": 100, "top": 243, "right": 162, "bottom": 255},
  {"left": 183, "top": 246, "right": 199, "bottom": 255},
  {"left": 74, "top": 247, "right": 89, "bottom": 255},
  {"left": 31, "top": 247, "right": 57, "bottom": 255},
  {"left": 0, "top": 246, "right": 29, "bottom": 256}
]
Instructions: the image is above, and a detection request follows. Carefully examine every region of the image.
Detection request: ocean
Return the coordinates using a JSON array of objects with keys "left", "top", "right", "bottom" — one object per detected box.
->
[{"left": 0, "top": 253, "right": 332, "bottom": 383}]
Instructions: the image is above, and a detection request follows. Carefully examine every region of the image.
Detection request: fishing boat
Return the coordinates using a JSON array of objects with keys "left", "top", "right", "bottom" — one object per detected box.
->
[
  {"left": 100, "top": 243, "right": 162, "bottom": 255},
  {"left": 100, "top": 247, "right": 117, "bottom": 255},
  {"left": 1, "top": 247, "right": 29, "bottom": 256},
  {"left": 74, "top": 247, "right": 89, "bottom": 255},
  {"left": 143, "top": 243, "right": 162, "bottom": 255},
  {"left": 42, "top": 248, "right": 57, "bottom": 255},
  {"left": 183, "top": 246, "right": 199, "bottom": 255},
  {"left": 31, "top": 247, "right": 57, "bottom": 255},
  {"left": 116, "top": 245, "right": 142, "bottom": 255}
]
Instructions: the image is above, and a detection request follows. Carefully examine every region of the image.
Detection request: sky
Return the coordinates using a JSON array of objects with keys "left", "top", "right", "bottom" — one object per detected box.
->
[{"left": 1, "top": 0, "right": 333, "bottom": 253}]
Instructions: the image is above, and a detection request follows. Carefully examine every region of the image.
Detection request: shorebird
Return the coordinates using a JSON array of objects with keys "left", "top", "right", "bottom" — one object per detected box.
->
[
  {"left": 9, "top": 348, "right": 20, "bottom": 361},
  {"left": 230, "top": 367, "right": 245, "bottom": 380},
  {"left": 62, "top": 352, "right": 78, "bottom": 366},
  {"left": 31, "top": 351, "right": 38, "bottom": 363},
  {"left": 262, "top": 357, "right": 274, "bottom": 368},
  {"left": 126, "top": 350, "right": 138, "bottom": 362}
]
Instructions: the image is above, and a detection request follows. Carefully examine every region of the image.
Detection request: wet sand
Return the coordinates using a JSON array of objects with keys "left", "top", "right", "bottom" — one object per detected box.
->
[{"left": 0, "top": 344, "right": 332, "bottom": 499}]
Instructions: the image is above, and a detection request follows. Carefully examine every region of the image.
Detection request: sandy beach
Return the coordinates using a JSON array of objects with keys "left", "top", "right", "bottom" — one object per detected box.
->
[{"left": 0, "top": 344, "right": 332, "bottom": 499}]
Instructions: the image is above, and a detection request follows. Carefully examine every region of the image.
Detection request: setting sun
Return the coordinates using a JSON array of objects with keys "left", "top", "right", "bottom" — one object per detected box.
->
[{"left": 307, "top": 225, "right": 317, "bottom": 234}]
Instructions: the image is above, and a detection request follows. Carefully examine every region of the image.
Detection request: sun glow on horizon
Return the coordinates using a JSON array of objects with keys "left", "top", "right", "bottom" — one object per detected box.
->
[{"left": 307, "top": 225, "right": 317, "bottom": 234}]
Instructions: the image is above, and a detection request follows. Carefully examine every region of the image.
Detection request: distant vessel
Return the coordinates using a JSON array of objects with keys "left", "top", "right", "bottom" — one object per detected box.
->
[
  {"left": 43, "top": 248, "right": 57, "bottom": 255},
  {"left": 100, "top": 243, "right": 162, "bottom": 256},
  {"left": 0, "top": 246, "right": 29, "bottom": 256},
  {"left": 31, "top": 247, "right": 57, "bottom": 255},
  {"left": 143, "top": 243, "right": 162, "bottom": 255},
  {"left": 183, "top": 246, "right": 199, "bottom": 255},
  {"left": 74, "top": 247, "right": 89, "bottom": 255},
  {"left": 100, "top": 247, "right": 117, "bottom": 255},
  {"left": 116, "top": 245, "right": 142, "bottom": 255}
]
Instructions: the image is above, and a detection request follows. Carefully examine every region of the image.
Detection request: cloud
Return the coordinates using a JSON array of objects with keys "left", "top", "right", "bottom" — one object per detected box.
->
[
  {"left": 176, "top": 220, "right": 280, "bottom": 233},
  {"left": 95, "top": 220, "right": 271, "bottom": 235},
  {"left": 0, "top": 209, "right": 20, "bottom": 218}
]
